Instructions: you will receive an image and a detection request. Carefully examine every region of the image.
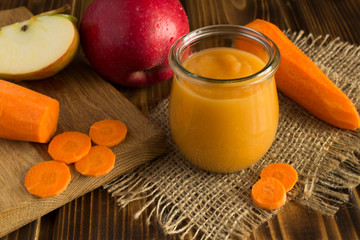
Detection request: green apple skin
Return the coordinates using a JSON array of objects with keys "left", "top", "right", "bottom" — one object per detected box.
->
[
  {"left": 0, "top": 14, "right": 79, "bottom": 81},
  {"left": 57, "top": 14, "right": 78, "bottom": 25}
]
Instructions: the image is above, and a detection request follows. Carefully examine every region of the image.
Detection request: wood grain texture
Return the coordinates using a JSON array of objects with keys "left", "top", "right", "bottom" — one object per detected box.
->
[
  {"left": 0, "top": 0, "right": 360, "bottom": 239},
  {"left": 0, "top": 7, "right": 166, "bottom": 238}
]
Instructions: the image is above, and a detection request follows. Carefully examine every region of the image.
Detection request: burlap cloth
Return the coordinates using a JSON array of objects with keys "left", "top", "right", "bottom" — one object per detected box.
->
[{"left": 105, "top": 31, "right": 360, "bottom": 239}]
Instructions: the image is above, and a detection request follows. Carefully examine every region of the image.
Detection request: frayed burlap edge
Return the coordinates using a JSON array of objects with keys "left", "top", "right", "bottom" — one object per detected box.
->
[
  {"left": 104, "top": 31, "right": 360, "bottom": 239},
  {"left": 284, "top": 30, "right": 360, "bottom": 213}
]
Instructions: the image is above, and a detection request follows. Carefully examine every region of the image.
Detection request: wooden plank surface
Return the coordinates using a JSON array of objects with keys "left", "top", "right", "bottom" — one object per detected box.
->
[
  {"left": 0, "top": 7, "right": 166, "bottom": 238},
  {"left": 0, "top": 0, "right": 360, "bottom": 239}
]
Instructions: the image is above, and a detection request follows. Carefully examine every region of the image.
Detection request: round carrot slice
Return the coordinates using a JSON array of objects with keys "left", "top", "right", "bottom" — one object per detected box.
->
[
  {"left": 260, "top": 163, "right": 298, "bottom": 192},
  {"left": 24, "top": 160, "right": 71, "bottom": 198},
  {"left": 89, "top": 119, "right": 127, "bottom": 147},
  {"left": 48, "top": 131, "right": 92, "bottom": 164},
  {"left": 251, "top": 177, "right": 286, "bottom": 210},
  {"left": 75, "top": 145, "right": 115, "bottom": 177}
]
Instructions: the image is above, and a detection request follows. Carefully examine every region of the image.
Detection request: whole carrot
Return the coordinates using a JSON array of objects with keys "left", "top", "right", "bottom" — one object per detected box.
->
[
  {"left": 0, "top": 80, "right": 59, "bottom": 143},
  {"left": 245, "top": 19, "right": 360, "bottom": 130}
]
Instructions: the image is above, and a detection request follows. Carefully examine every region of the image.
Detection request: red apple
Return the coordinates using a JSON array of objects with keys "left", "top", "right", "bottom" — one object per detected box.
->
[{"left": 80, "top": 0, "right": 189, "bottom": 87}]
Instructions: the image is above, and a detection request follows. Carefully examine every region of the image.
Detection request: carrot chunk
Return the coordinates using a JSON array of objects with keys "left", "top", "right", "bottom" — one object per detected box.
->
[
  {"left": 89, "top": 119, "right": 127, "bottom": 147},
  {"left": 260, "top": 163, "right": 298, "bottom": 192},
  {"left": 48, "top": 131, "right": 91, "bottom": 164},
  {"left": 0, "top": 79, "right": 59, "bottom": 143},
  {"left": 75, "top": 145, "right": 115, "bottom": 177},
  {"left": 251, "top": 177, "right": 286, "bottom": 210},
  {"left": 24, "top": 160, "right": 71, "bottom": 198},
  {"left": 245, "top": 19, "right": 360, "bottom": 130}
]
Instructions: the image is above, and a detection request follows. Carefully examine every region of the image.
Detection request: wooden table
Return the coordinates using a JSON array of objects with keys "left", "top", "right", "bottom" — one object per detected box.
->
[{"left": 1, "top": 0, "right": 360, "bottom": 239}]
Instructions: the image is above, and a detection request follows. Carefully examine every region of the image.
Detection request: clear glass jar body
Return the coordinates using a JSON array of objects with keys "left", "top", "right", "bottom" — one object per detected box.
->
[{"left": 168, "top": 25, "right": 280, "bottom": 173}]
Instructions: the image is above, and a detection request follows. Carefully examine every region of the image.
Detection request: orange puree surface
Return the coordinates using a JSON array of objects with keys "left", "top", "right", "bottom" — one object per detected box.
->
[
  {"left": 184, "top": 47, "right": 264, "bottom": 79},
  {"left": 169, "top": 47, "right": 279, "bottom": 172}
]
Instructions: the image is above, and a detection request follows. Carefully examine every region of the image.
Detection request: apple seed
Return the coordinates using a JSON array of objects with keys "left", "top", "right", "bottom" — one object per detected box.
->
[{"left": 21, "top": 25, "right": 28, "bottom": 32}]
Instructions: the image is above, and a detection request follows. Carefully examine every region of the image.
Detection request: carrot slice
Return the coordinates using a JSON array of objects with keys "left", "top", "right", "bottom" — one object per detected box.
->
[
  {"left": 48, "top": 131, "right": 91, "bottom": 164},
  {"left": 260, "top": 163, "right": 298, "bottom": 192},
  {"left": 245, "top": 19, "right": 360, "bottom": 130},
  {"left": 24, "top": 160, "right": 71, "bottom": 198},
  {"left": 251, "top": 177, "right": 286, "bottom": 210},
  {"left": 0, "top": 79, "right": 59, "bottom": 143},
  {"left": 89, "top": 119, "right": 127, "bottom": 147},
  {"left": 75, "top": 145, "right": 115, "bottom": 177}
]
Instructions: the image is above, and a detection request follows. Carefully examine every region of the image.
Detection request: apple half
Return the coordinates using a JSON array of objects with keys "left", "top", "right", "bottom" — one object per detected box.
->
[{"left": 0, "top": 13, "right": 79, "bottom": 80}]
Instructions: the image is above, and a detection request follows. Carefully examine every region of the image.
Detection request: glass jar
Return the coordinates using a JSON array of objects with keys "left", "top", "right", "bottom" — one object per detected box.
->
[{"left": 168, "top": 25, "right": 280, "bottom": 173}]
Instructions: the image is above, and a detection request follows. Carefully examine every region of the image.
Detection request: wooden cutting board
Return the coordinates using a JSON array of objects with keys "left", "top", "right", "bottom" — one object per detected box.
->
[{"left": 0, "top": 7, "right": 166, "bottom": 237}]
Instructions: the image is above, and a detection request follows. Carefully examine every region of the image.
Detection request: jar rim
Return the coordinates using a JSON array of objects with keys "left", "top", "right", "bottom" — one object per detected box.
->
[{"left": 168, "top": 24, "right": 281, "bottom": 85}]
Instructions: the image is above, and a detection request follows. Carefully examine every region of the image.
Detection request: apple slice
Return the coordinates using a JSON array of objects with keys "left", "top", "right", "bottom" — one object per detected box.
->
[{"left": 0, "top": 7, "right": 79, "bottom": 80}]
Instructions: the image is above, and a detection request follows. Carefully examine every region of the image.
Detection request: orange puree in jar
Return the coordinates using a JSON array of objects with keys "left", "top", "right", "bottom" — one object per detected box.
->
[{"left": 169, "top": 47, "right": 279, "bottom": 172}]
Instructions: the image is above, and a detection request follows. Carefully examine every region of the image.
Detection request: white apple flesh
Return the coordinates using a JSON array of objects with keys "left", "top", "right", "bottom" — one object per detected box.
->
[{"left": 0, "top": 14, "right": 79, "bottom": 80}]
